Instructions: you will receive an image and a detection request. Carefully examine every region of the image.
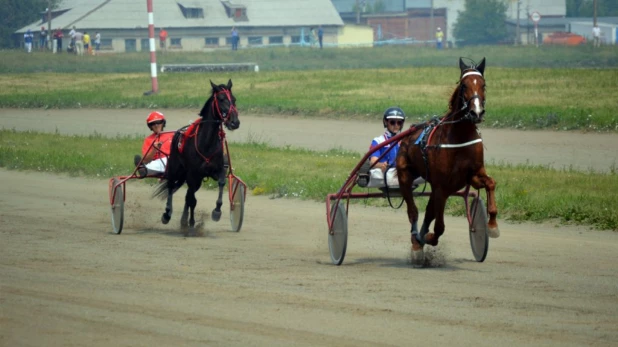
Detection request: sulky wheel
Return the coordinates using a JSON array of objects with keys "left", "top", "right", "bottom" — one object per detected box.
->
[
  {"left": 229, "top": 178, "right": 245, "bottom": 232},
  {"left": 110, "top": 178, "right": 124, "bottom": 234},
  {"left": 328, "top": 202, "right": 348, "bottom": 265},
  {"left": 469, "top": 197, "right": 489, "bottom": 262}
]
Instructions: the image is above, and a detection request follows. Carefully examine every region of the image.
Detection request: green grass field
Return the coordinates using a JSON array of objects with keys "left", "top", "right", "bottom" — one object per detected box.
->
[{"left": 0, "top": 129, "right": 616, "bottom": 230}]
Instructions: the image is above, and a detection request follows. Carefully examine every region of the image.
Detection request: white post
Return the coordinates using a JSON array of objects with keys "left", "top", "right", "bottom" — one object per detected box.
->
[{"left": 145, "top": 0, "right": 159, "bottom": 95}]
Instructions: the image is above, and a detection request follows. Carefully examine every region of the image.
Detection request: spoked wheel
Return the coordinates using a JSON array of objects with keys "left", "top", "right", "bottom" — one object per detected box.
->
[
  {"left": 328, "top": 202, "right": 348, "bottom": 265},
  {"left": 229, "top": 178, "right": 245, "bottom": 232},
  {"left": 110, "top": 178, "right": 124, "bottom": 234},
  {"left": 469, "top": 197, "right": 489, "bottom": 262}
]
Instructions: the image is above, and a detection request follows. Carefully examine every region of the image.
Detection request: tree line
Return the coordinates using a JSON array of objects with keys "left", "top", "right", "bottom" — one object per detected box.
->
[{"left": 0, "top": 0, "right": 59, "bottom": 48}]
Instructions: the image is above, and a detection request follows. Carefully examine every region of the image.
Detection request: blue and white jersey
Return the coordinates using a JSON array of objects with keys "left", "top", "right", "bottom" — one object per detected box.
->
[
  {"left": 24, "top": 32, "right": 33, "bottom": 43},
  {"left": 370, "top": 132, "right": 400, "bottom": 167}
]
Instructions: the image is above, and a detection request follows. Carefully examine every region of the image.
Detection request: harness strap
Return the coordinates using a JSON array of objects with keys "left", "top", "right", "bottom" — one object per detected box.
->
[{"left": 438, "top": 138, "right": 482, "bottom": 148}]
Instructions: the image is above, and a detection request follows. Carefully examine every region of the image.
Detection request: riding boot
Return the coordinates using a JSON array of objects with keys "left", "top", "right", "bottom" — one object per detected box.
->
[{"left": 134, "top": 154, "right": 142, "bottom": 167}]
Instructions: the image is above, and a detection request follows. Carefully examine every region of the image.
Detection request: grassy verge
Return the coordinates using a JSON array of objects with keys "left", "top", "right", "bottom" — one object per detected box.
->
[
  {"left": 1, "top": 45, "right": 617, "bottom": 73},
  {"left": 1, "top": 129, "right": 616, "bottom": 231},
  {"left": 1, "top": 67, "right": 617, "bottom": 132}
]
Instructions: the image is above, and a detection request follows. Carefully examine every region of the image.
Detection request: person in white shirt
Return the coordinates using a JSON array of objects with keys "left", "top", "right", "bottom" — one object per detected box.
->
[{"left": 592, "top": 25, "right": 601, "bottom": 47}]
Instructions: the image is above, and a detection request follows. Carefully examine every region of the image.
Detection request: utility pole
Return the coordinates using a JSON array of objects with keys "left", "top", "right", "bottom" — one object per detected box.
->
[
  {"left": 47, "top": 0, "right": 52, "bottom": 50},
  {"left": 515, "top": 0, "right": 521, "bottom": 45},
  {"left": 430, "top": 0, "right": 434, "bottom": 41},
  {"left": 356, "top": 0, "right": 360, "bottom": 24},
  {"left": 593, "top": 0, "right": 597, "bottom": 26}
]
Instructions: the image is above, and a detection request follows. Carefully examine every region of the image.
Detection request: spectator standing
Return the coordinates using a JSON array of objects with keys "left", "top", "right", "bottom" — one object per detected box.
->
[
  {"left": 39, "top": 26, "right": 48, "bottom": 50},
  {"left": 159, "top": 28, "right": 168, "bottom": 51},
  {"left": 318, "top": 25, "right": 324, "bottom": 49},
  {"left": 309, "top": 27, "right": 317, "bottom": 48},
  {"left": 435, "top": 27, "right": 444, "bottom": 49},
  {"left": 231, "top": 26, "right": 239, "bottom": 50},
  {"left": 83, "top": 32, "right": 91, "bottom": 55},
  {"left": 69, "top": 26, "right": 76, "bottom": 49},
  {"left": 54, "top": 28, "right": 63, "bottom": 53},
  {"left": 24, "top": 29, "right": 34, "bottom": 53},
  {"left": 94, "top": 32, "right": 101, "bottom": 53},
  {"left": 74, "top": 31, "right": 84, "bottom": 55},
  {"left": 592, "top": 25, "right": 601, "bottom": 47}
]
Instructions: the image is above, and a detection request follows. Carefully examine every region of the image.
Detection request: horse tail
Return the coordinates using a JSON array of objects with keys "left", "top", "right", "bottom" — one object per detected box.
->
[
  {"left": 152, "top": 180, "right": 170, "bottom": 200},
  {"left": 151, "top": 177, "right": 185, "bottom": 200}
]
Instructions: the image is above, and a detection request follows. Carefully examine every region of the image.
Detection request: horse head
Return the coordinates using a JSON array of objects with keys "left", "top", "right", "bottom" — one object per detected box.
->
[
  {"left": 455, "top": 57, "right": 486, "bottom": 124},
  {"left": 203, "top": 79, "right": 240, "bottom": 131}
]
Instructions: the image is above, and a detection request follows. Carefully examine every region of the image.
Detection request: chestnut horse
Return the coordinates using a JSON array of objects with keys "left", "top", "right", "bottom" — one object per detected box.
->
[{"left": 396, "top": 57, "right": 500, "bottom": 265}]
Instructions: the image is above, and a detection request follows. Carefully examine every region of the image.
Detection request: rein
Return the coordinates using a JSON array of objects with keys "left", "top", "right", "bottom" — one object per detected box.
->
[{"left": 191, "top": 88, "right": 235, "bottom": 164}]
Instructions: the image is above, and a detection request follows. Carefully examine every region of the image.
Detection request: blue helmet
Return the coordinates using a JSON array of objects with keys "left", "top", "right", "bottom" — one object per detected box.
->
[{"left": 383, "top": 107, "right": 405, "bottom": 127}]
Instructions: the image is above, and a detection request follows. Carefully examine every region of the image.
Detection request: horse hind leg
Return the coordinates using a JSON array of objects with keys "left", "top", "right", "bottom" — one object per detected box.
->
[
  {"left": 396, "top": 166, "right": 424, "bottom": 266},
  {"left": 211, "top": 170, "right": 226, "bottom": 222},
  {"left": 161, "top": 188, "right": 173, "bottom": 224},
  {"left": 471, "top": 171, "right": 500, "bottom": 238},
  {"left": 423, "top": 191, "right": 447, "bottom": 247}
]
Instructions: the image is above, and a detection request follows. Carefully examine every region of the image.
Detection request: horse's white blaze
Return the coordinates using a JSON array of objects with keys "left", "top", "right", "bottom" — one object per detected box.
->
[{"left": 473, "top": 93, "right": 482, "bottom": 114}]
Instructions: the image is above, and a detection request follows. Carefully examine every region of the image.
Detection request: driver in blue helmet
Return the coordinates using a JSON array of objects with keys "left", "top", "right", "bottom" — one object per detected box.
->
[{"left": 369, "top": 106, "right": 406, "bottom": 172}]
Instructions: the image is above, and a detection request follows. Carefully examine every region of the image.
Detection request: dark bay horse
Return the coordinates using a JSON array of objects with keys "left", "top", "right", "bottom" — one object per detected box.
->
[
  {"left": 154, "top": 80, "right": 239, "bottom": 233},
  {"left": 396, "top": 57, "right": 499, "bottom": 265}
]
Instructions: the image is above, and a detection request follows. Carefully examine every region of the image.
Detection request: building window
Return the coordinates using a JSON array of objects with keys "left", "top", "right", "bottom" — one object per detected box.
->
[
  {"left": 170, "top": 38, "right": 182, "bottom": 48},
  {"left": 125, "top": 39, "right": 136, "bottom": 52},
  {"left": 247, "top": 36, "right": 262, "bottom": 45},
  {"left": 100, "top": 38, "right": 113, "bottom": 50},
  {"left": 205, "top": 37, "right": 219, "bottom": 46},
  {"left": 268, "top": 36, "right": 283, "bottom": 45},
  {"left": 140, "top": 38, "right": 150, "bottom": 51},
  {"left": 225, "top": 37, "right": 233, "bottom": 46},
  {"left": 178, "top": 3, "right": 204, "bottom": 19},
  {"left": 291, "top": 35, "right": 310, "bottom": 44},
  {"left": 221, "top": 1, "right": 247, "bottom": 21}
]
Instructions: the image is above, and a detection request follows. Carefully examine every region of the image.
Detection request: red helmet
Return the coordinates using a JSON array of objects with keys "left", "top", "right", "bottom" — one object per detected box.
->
[{"left": 146, "top": 111, "right": 166, "bottom": 128}]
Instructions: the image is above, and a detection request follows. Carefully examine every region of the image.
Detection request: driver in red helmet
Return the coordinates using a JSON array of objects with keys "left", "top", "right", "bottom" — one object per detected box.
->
[{"left": 134, "top": 111, "right": 173, "bottom": 177}]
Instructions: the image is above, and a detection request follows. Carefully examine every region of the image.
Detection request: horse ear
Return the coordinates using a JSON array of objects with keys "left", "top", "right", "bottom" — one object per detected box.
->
[
  {"left": 476, "top": 58, "right": 486, "bottom": 75},
  {"left": 210, "top": 80, "right": 217, "bottom": 90},
  {"left": 227, "top": 79, "right": 233, "bottom": 89},
  {"left": 459, "top": 57, "right": 468, "bottom": 73}
]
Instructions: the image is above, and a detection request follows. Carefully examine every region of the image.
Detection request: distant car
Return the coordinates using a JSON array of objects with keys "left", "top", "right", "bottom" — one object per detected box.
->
[{"left": 543, "top": 32, "right": 586, "bottom": 45}]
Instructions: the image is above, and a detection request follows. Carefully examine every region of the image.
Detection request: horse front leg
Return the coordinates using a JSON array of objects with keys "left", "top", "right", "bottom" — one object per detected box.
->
[
  {"left": 183, "top": 188, "right": 198, "bottom": 236},
  {"left": 211, "top": 169, "right": 226, "bottom": 222},
  {"left": 470, "top": 168, "right": 500, "bottom": 238}
]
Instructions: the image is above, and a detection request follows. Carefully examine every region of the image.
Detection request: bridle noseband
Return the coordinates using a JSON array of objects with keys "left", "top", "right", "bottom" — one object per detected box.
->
[
  {"left": 458, "top": 70, "right": 485, "bottom": 123},
  {"left": 212, "top": 88, "right": 237, "bottom": 129}
]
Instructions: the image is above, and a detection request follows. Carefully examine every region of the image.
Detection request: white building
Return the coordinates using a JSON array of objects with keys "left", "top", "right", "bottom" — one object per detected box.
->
[{"left": 16, "top": 0, "right": 344, "bottom": 52}]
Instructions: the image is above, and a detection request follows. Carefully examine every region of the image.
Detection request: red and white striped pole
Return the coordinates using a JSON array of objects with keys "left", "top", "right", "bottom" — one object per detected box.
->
[{"left": 146, "top": 0, "right": 159, "bottom": 94}]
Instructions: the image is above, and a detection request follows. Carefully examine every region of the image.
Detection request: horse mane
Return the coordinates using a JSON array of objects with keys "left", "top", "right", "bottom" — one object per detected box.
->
[
  {"left": 447, "top": 77, "right": 465, "bottom": 114},
  {"left": 198, "top": 87, "right": 216, "bottom": 119}
]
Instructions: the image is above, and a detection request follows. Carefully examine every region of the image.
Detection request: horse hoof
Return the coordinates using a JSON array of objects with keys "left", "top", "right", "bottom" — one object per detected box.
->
[
  {"left": 211, "top": 210, "right": 221, "bottom": 222},
  {"left": 411, "top": 248, "right": 425, "bottom": 268},
  {"left": 181, "top": 219, "right": 188, "bottom": 228},
  {"left": 488, "top": 227, "right": 500, "bottom": 238},
  {"left": 186, "top": 227, "right": 197, "bottom": 237},
  {"left": 161, "top": 213, "right": 170, "bottom": 224}
]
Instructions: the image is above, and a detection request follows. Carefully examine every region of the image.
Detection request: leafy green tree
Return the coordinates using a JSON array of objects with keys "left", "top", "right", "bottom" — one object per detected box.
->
[
  {"left": 567, "top": 0, "right": 618, "bottom": 17},
  {"left": 453, "top": 0, "right": 509, "bottom": 46},
  {"left": 0, "top": 0, "right": 60, "bottom": 48}
]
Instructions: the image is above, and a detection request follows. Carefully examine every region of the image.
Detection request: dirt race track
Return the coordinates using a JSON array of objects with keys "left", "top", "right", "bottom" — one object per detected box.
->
[{"left": 1, "top": 109, "right": 618, "bottom": 346}]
